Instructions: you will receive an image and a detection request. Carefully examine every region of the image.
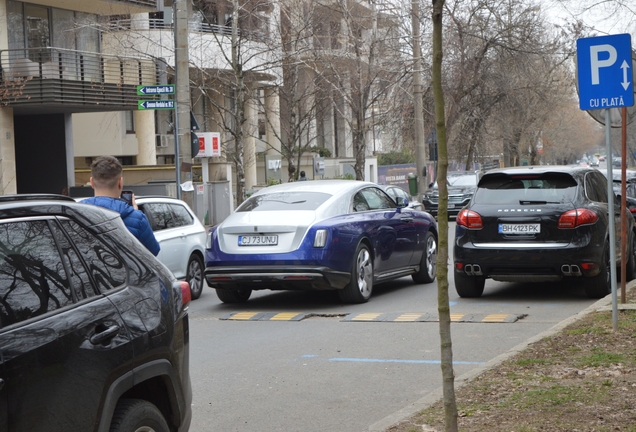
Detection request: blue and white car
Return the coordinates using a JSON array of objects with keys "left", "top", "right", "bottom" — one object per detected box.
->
[{"left": 204, "top": 180, "right": 438, "bottom": 303}]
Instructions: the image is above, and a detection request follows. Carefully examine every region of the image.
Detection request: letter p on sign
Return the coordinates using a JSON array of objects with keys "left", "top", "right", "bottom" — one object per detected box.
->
[{"left": 590, "top": 44, "right": 617, "bottom": 85}]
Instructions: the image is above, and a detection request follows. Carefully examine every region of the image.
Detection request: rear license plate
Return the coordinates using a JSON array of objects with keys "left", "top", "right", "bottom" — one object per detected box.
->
[
  {"left": 238, "top": 235, "right": 278, "bottom": 246},
  {"left": 498, "top": 223, "right": 540, "bottom": 234}
]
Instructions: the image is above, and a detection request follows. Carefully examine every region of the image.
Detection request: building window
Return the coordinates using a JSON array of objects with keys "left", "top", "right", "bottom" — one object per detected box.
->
[{"left": 125, "top": 111, "right": 135, "bottom": 134}]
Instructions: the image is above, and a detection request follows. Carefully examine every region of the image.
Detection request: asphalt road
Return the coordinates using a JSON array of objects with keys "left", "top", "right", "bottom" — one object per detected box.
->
[{"left": 187, "top": 222, "right": 599, "bottom": 432}]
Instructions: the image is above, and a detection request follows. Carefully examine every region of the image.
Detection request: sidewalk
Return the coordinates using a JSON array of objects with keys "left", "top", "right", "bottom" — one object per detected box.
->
[{"left": 369, "top": 280, "right": 636, "bottom": 431}]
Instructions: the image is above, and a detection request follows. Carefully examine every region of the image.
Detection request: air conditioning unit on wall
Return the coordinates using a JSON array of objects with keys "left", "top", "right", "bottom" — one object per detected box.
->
[{"left": 156, "top": 134, "right": 173, "bottom": 148}]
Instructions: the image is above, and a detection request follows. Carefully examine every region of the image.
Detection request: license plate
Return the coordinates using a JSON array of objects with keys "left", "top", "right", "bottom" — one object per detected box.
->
[
  {"left": 498, "top": 223, "right": 540, "bottom": 234},
  {"left": 238, "top": 235, "right": 278, "bottom": 246},
  {"left": 447, "top": 204, "right": 455, "bottom": 209}
]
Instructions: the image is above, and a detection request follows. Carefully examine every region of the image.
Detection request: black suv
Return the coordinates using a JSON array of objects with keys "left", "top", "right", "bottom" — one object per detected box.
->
[
  {"left": 0, "top": 195, "right": 192, "bottom": 431},
  {"left": 422, "top": 171, "right": 481, "bottom": 218},
  {"left": 454, "top": 166, "right": 636, "bottom": 299}
]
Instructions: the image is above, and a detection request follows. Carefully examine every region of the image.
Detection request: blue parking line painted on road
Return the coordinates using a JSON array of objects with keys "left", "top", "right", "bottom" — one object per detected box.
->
[{"left": 328, "top": 357, "right": 485, "bottom": 365}]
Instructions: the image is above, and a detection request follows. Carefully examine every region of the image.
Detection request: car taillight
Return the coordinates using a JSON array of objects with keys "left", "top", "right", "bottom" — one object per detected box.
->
[
  {"left": 181, "top": 281, "right": 191, "bottom": 305},
  {"left": 456, "top": 209, "right": 483, "bottom": 229},
  {"left": 558, "top": 208, "right": 599, "bottom": 228},
  {"left": 630, "top": 208, "right": 636, "bottom": 214}
]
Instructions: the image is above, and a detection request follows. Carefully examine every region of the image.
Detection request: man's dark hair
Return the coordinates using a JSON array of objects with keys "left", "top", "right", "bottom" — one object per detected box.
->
[
  {"left": 91, "top": 156, "right": 122, "bottom": 189},
  {"left": 300, "top": 171, "right": 306, "bottom": 176}
]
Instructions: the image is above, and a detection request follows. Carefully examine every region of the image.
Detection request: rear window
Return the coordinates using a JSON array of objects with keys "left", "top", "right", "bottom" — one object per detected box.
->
[
  {"left": 473, "top": 173, "right": 578, "bottom": 205},
  {"left": 448, "top": 174, "right": 477, "bottom": 187},
  {"left": 236, "top": 192, "right": 332, "bottom": 212}
]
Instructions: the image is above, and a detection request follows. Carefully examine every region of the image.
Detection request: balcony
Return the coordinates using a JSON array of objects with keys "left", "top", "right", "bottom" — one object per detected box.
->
[{"left": 0, "top": 47, "right": 159, "bottom": 115}]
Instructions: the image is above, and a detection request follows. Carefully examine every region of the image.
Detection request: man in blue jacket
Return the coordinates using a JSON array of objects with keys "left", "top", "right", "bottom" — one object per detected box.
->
[{"left": 83, "top": 156, "right": 160, "bottom": 256}]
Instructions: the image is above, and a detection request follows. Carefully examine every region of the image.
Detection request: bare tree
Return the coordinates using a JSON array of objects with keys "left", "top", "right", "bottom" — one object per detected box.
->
[{"left": 431, "top": 0, "right": 458, "bottom": 430}]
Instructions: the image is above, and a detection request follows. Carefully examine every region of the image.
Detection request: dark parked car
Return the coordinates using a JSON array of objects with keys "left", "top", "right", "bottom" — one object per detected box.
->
[
  {"left": 378, "top": 184, "right": 424, "bottom": 211},
  {"left": 600, "top": 169, "right": 636, "bottom": 216},
  {"left": 205, "top": 180, "right": 438, "bottom": 304},
  {"left": 454, "top": 166, "right": 635, "bottom": 299},
  {"left": 422, "top": 171, "right": 482, "bottom": 218},
  {"left": 0, "top": 194, "right": 192, "bottom": 432}
]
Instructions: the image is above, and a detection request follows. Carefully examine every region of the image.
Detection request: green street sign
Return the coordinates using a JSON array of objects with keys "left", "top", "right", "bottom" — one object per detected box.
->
[
  {"left": 138, "top": 100, "right": 175, "bottom": 110},
  {"left": 137, "top": 85, "right": 175, "bottom": 96}
]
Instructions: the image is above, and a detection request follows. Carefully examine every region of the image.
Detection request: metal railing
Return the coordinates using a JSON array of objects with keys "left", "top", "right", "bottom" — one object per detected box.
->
[
  {"left": 0, "top": 47, "right": 160, "bottom": 110},
  {"left": 0, "top": 47, "right": 157, "bottom": 85},
  {"left": 108, "top": 18, "right": 235, "bottom": 35}
]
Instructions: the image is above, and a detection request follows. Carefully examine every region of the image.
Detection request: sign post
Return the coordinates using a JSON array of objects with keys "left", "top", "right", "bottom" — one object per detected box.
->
[{"left": 576, "top": 33, "right": 634, "bottom": 330}]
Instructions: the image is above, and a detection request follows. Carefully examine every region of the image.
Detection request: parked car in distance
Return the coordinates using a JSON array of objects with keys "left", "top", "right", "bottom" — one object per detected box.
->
[
  {"left": 136, "top": 196, "right": 208, "bottom": 300},
  {"left": 205, "top": 180, "right": 438, "bottom": 304},
  {"left": 422, "top": 171, "right": 482, "bottom": 218},
  {"left": 590, "top": 156, "right": 600, "bottom": 167},
  {"left": 454, "top": 165, "right": 635, "bottom": 299},
  {"left": 378, "top": 184, "right": 424, "bottom": 211},
  {"left": 599, "top": 169, "right": 636, "bottom": 217},
  {"left": 0, "top": 194, "right": 192, "bottom": 432}
]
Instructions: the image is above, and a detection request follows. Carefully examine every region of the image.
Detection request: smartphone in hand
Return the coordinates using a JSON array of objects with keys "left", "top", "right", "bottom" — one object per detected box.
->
[{"left": 121, "top": 190, "right": 133, "bottom": 205}]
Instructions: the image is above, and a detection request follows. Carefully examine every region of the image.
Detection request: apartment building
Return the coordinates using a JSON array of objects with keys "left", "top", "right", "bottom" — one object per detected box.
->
[{"left": 0, "top": 0, "right": 160, "bottom": 195}]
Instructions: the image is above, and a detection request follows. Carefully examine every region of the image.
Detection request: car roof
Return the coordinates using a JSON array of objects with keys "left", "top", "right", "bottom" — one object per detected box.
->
[
  {"left": 250, "top": 180, "right": 377, "bottom": 197},
  {"left": 480, "top": 165, "right": 593, "bottom": 177},
  {"left": 0, "top": 194, "right": 123, "bottom": 230}
]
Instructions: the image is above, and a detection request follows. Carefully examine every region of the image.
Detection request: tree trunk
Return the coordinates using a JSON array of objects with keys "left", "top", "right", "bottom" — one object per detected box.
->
[{"left": 432, "top": 0, "right": 458, "bottom": 431}]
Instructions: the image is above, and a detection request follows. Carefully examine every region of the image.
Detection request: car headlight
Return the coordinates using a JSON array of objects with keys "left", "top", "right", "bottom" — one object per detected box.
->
[{"left": 314, "top": 229, "right": 328, "bottom": 248}]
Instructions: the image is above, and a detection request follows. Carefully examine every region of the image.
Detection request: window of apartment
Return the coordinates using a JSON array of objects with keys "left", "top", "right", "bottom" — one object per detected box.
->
[
  {"left": 9, "top": 2, "right": 99, "bottom": 52},
  {"left": 125, "top": 111, "right": 135, "bottom": 134}
]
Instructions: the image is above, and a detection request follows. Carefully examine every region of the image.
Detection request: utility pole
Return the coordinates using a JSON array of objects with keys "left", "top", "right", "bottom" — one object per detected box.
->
[
  {"left": 174, "top": 0, "right": 192, "bottom": 204},
  {"left": 411, "top": 0, "right": 427, "bottom": 198}
]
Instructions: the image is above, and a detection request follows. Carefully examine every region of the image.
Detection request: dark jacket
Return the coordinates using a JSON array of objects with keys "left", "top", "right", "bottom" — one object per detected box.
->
[{"left": 82, "top": 196, "right": 161, "bottom": 256}]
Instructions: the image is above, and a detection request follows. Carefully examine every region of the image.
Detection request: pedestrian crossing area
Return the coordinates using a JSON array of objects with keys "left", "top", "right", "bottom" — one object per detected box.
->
[{"left": 219, "top": 311, "right": 526, "bottom": 323}]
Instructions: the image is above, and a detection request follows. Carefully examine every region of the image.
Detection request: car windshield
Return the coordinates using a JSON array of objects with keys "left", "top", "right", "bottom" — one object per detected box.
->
[
  {"left": 473, "top": 173, "right": 578, "bottom": 204},
  {"left": 236, "top": 191, "right": 332, "bottom": 212},
  {"left": 447, "top": 174, "right": 477, "bottom": 187}
]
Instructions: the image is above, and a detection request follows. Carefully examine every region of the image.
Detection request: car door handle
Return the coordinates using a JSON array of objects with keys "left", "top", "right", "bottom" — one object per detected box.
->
[
  {"left": 400, "top": 217, "right": 414, "bottom": 223},
  {"left": 90, "top": 324, "right": 121, "bottom": 345}
]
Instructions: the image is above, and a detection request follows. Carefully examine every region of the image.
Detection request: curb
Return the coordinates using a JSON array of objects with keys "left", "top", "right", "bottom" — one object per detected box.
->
[{"left": 368, "top": 281, "right": 636, "bottom": 432}]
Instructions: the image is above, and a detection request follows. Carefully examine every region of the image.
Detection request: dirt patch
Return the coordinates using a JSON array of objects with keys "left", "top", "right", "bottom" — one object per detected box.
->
[{"left": 386, "top": 291, "right": 636, "bottom": 432}]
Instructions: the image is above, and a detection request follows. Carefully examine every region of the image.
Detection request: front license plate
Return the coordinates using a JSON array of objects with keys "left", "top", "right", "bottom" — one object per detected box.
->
[
  {"left": 498, "top": 223, "right": 540, "bottom": 234},
  {"left": 238, "top": 235, "right": 278, "bottom": 246},
  {"left": 447, "top": 204, "right": 455, "bottom": 209}
]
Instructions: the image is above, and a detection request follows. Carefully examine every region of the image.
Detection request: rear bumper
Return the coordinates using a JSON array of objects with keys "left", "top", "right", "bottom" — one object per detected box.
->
[
  {"left": 454, "top": 242, "right": 605, "bottom": 280},
  {"left": 205, "top": 265, "right": 351, "bottom": 291}
]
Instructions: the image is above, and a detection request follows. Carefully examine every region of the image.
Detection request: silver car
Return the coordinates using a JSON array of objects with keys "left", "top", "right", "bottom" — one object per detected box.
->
[{"left": 137, "top": 196, "right": 207, "bottom": 299}]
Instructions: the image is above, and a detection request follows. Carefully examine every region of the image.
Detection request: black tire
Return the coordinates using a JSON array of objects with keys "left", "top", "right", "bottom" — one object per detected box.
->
[
  {"left": 584, "top": 243, "right": 611, "bottom": 299},
  {"left": 454, "top": 269, "right": 485, "bottom": 298},
  {"left": 109, "top": 398, "right": 169, "bottom": 432},
  {"left": 187, "top": 254, "right": 205, "bottom": 300},
  {"left": 338, "top": 243, "right": 373, "bottom": 303},
  {"left": 412, "top": 231, "right": 437, "bottom": 284},
  {"left": 216, "top": 287, "right": 252, "bottom": 303}
]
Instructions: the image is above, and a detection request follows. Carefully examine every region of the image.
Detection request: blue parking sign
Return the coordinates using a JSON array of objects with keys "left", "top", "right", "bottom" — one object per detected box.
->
[{"left": 577, "top": 34, "right": 634, "bottom": 111}]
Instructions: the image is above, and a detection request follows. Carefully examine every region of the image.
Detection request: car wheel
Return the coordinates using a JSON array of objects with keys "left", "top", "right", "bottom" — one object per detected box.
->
[
  {"left": 454, "top": 269, "right": 485, "bottom": 298},
  {"left": 187, "top": 254, "right": 205, "bottom": 300},
  {"left": 584, "top": 243, "right": 611, "bottom": 299},
  {"left": 412, "top": 231, "right": 437, "bottom": 284},
  {"left": 109, "top": 398, "right": 169, "bottom": 432},
  {"left": 216, "top": 287, "right": 252, "bottom": 303},
  {"left": 338, "top": 243, "right": 373, "bottom": 303}
]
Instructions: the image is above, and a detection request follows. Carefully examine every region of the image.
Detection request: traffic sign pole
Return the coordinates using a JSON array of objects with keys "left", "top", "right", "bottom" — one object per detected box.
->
[{"left": 577, "top": 33, "right": 635, "bottom": 331}]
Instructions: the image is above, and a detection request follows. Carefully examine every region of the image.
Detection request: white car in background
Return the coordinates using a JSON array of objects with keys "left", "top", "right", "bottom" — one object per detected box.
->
[{"left": 136, "top": 196, "right": 208, "bottom": 299}]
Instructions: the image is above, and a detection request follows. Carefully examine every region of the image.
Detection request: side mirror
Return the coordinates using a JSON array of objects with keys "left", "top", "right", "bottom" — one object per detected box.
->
[{"left": 396, "top": 197, "right": 409, "bottom": 208}]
